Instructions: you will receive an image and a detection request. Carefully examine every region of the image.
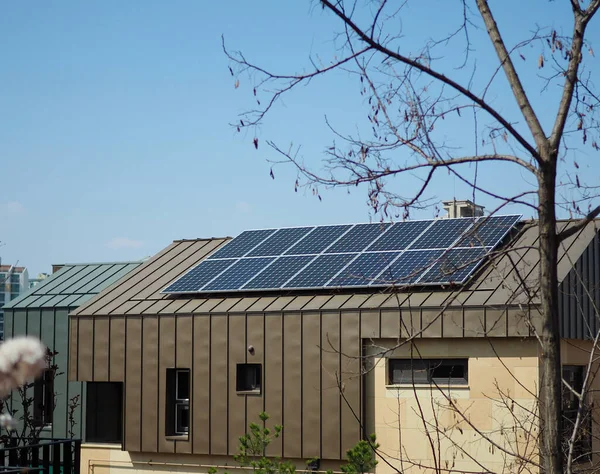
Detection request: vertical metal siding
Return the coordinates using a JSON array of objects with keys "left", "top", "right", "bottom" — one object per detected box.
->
[
  {"left": 158, "top": 316, "right": 175, "bottom": 453},
  {"left": 175, "top": 315, "right": 194, "bottom": 454},
  {"left": 192, "top": 315, "right": 211, "bottom": 454},
  {"left": 302, "top": 312, "right": 321, "bottom": 458},
  {"left": 282, "top": 313, "right": 302, "bottom": 458},
  {"left": 245, "top": 314, "right": 265, "bottom": 431},
  {"left": 141, "top": 316, "right": 159, "bottom": 452},
  {"left": 209, "top": 316, "right": 229, "bottom": 454},
  {"left": 264, "top": 313, "right": 283, "bottom": 456},
  {"left": 227, "top": 314, "right": 246, "bottom": 455},
  {"left": 321, "top": 312, "right": 341, "bottom": 460},
  {"left": 124, "top": 316, "right": 142, "bottom": 452}
]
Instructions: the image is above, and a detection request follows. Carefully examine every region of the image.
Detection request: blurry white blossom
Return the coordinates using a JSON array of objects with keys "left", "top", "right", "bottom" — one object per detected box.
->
[
  {"left": 0, "top": 337, "right": 47, "bottom": 396},
  {"left": 0, "top": 413, "right": 16, "bottom": 431}
]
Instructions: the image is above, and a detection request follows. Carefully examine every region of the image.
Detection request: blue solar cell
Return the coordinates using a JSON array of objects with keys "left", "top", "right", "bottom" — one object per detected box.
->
[
  {"left": 382, "top": 250, "right": 442, "bottom": 285},
  {"left": 419, "top": 248, "right": 488, "bottom": 284},
  {"left": 411, "top": 218, "right": 475, "bottom": 249},
  {"left": 367, "top": 221, "right": 432, "bottom": 251},
  {"left": 203, "top": 257, "right": 275, "bottom": 291},
  {"left": 285, "top": 225, "right": 352, "bottom": 255},
  {"left": 164, "top": 259, "right": 237, "bottom": 293},
  {"left": 208, "top": 229, "right": 276, "bottom": 259},
  {"left": 457, "top": 215, "right": 520, "bottom": 247},
  {"left": 325, "top": 223, "right": 391, "bottom": 254},
  {"left": 328, "top": 252, "right": 401, "bottom": 287},
  {"left": 247, "top": 227, "right": 314, "bottom": 257},
  {"left": 244, "top": 255, "right": 315, "bottom": 289},
  {"left": 284, "top": 253, "right": 356, "bottom": 288}
]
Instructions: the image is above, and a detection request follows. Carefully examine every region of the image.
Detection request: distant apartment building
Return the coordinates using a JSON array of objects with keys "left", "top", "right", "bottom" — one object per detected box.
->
[
  {"left": 29, "top": 272, "right": 50, "bottom": 288},
  {"left": 0, "top": 265, "right": 29, "bottom": 340}
]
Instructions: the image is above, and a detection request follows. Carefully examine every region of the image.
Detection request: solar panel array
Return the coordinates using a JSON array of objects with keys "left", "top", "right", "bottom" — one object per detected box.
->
[{"left": 163, "top": 215, "right": 521, "bottom": 294}]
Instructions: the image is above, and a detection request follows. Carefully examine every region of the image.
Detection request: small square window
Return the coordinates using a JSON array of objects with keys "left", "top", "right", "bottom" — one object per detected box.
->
[{"left": 236, "top": 364, "right": 262, "bottom": 393}]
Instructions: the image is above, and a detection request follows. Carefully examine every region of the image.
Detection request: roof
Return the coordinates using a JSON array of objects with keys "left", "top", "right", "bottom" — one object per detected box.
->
[
  {"left": 70, "top": 219, "right": 600, "bottom": 317},
  {"left": 3, "top": 261, "right": 142, "bottom": 310},
  {"left": 0, "top": 265, "right": 26, "bottom": 273}
]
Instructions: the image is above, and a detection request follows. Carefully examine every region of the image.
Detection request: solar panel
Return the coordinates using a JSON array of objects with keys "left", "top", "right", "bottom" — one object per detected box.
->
[
  {"left": 285, "top": 225, "right": 352, "bottom": 255},
  {"left": 367, "top": 221, "right": 432, "bottom": 251},
  {"left": 247, "top": 227, "right": 313, "bottom": 257},
  {"left": 284, "top": 253, "right": 356, "bottom": 288},
  {"left": 325, "top": 223, "right": 391, "bottom": 254},
  {"left": 419, "top": 248, "right": 488, "bottom": 284},
  {"left": 162, "top": 214, "right": 521, "bottom": 294},
  {"left": 243, "top": 256, "right": 314, "bottom": 290},
  {"left": 208, "top": 229, "right": 275, "bottom": 259},
  {"left": 328, "top": 252, "right": 401, "bottom": 287},
  {"left": 204, "top": 257, "right": 275, "bottom": 291},
  {"left": 163, "top": 259, "right": 237, "bottom": 293},
  {"left": 411, "top": 218, "right": 475, "bottom": 249}
]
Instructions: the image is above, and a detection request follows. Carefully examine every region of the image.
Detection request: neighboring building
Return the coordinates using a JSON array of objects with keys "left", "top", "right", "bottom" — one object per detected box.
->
[
  {"left": 67, "top": 217, "right": 600, "bottom": 474},
  {"left": 3, "top": 261, "right": 141, "bottom": 440},
  {"left": 0, "top": 264, "right": 29, "bottom": 340},
  {"left": 29, "top": 272, "right": 51, "bottom": 288}
]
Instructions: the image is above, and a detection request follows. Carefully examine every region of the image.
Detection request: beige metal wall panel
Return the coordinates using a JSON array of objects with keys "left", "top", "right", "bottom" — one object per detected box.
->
[
  {"left": 401, "top": 307, "right": 420, "bottom": 336},
  {"left": 210, "top": 316, "right": 229, "bottom": 455},
  {"left": 176, "top": 299, "right": 206, "bottom": 314},
  {"left": 246, "top": 313, "right": 265, "bottom": 425},
  {"left": 421, "top": 309, "right": 442, "bottom": 338},
  {"left": 69, "top": 316, "right": 78, "bottom": 380},
  {"left": 158, "top": 316, "right": 176, "bottom": 454},
  {"left": 195, "top": 298, "right": 224, "bottom": 313},
  {"left": 507, "top": 308, "right": 530, "bottom": 337},
  {"left": 211, "top": 298, "right": 241, "bottom": 313},
  {"left": 125, "top": 316, "right": 142, "bottom": 452},
  {"left": 302, "top": 295, "right": 332, "bottom": 311},
  {"left": 142, "top": 300, "right": 172, "bottom": 315},
  {"left": 285, "top": 296, "right": 314, "bottom": 311},
  {"left": 109, "top": 317, "right": 126, "bottom": 381},
  {"left": 321, "top": 311, "right": 341, "bottom": 460},
  {"left": 93, "top": 317, "right": 110, "bottom": 381},
  {"left": 192, "top": 315, "right": 211, "bottom": 454},
  {"left": 302, "top": 312, "right": 321, "bottom": 458},
  {"left": 247, "top": 296, "right": 277, "bottom": 312},
  {"left": 362, "top": 293, "right": 392, "bottom": 308},
  {"left": 380, "top": 310, "right": 401, "bottom": 338},
  {"left": 379, "top": 293, "right": 408, "bottom": 308},
  {"left": 486, "top": 309, "right": 507, "bottom": 337},
  {"left": 443, "top": 309, "right": 463, "bottom": 338},
  {"left": 463, "top": 309, "right": 485, "bottom": 337},
  {"left": 77, "top": 318, "right": 94, "bottom": 381},
  {"left": 80, "top": 242, "right": 193, "bottom": 315},
  {"left": 264, "top": 313, "right": 283, "bottom": 457},
  {"left": 115, "top": 300, "right": 140, "bottom": 314},
  {"left": 320, "top": 295, "right": 351, "bottom": 310},
  {"left": 228, "top": 297, "right": 259, "bottom": 313},
  {"left": 282, "top": 314, "right": 302, "bottom": 458},
  {"left": 360, "top": 310, "right": 380, "bottom": 340},
  {"left": 162, "top": 299, "right": 189, "bottom": 314},
  {"left": 227, "top": 314, "right": 246, "bottom": 455},
  {"left": 175, "top": 315, "right": 194, "bottom": 454},
  {"left": 264, "top": 296, "right": 295, "bottom": 312},
  {"left": 462, "top": 290, "right": 494, "bottom": 306},
  {"left": 134, "top": 241, "right": 219, "bottom": 300},
  {"left": 339, "top": 311, "right": 360, "bottom": 454},
  {"left": 125, "top": 300, "right": 157, "bottom": 315},
  {"left": 340, "top": 294, "right": 370, "bottom": 309},
  {"left": 141, "top": 316, "right": 159, "bottom": 453}
]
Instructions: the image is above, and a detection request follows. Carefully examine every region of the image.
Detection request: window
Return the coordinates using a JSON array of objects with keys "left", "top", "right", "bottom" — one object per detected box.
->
[
  {"left": 562, "top": 365, "right": 592, "bottom": 463},
  {"left": 388, "top": 359, "right": 468, "bottom": 385},
  {"left": 166, "top": 369, "right": 190, "bottom": 436},
  {"left": 236, "top": 364, "right": 262, "bottom": 393},
  {"left": 33, "top": 369, "right": 54, "bottom": 426},
  {"left": 86, "top": 382, "right": 123, "bottom": 443}
]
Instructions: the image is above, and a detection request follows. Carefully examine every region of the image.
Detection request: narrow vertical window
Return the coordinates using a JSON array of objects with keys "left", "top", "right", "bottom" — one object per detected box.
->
[
  {"left": 33, "top": 369, "right": 54, "bottom": 426},
  {"left": 166, "top": 368, "right": 190, "bottom": 437}
]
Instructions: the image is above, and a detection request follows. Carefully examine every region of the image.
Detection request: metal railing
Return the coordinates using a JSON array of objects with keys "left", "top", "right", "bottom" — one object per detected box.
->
[{"left": 0, "top": 438, "right": 81, "bottom": 474}]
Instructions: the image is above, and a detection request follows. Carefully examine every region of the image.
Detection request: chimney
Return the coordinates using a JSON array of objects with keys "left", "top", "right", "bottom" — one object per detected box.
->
[{"left": 442, "top": 199, "right": 484, "bottom": 218}]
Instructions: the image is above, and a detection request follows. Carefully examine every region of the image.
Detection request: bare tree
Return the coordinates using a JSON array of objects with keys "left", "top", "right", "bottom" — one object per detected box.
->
[{"left": 226, "top": 1, "right": 600, "bottom": 472}]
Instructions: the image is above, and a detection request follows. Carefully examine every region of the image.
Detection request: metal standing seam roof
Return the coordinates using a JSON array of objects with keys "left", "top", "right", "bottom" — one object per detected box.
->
[
  {"left": 3, "top": 262, "right": 143, "bottom": 310},
  {"left": 69, "top": 219, "right": 600, "bottom": 317}
]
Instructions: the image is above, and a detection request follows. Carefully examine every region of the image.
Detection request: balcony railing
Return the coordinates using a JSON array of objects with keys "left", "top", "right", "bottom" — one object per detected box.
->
[{"left": 0, "top": 438, "right": 81, "bottom": 474}]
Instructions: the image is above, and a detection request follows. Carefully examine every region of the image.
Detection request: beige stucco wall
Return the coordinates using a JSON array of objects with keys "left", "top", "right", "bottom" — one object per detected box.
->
[
  {"left": 365, "top": 337, "right": 540, "bottom": 473},
  {"left": 80, "top": 444, "right": 344, "bottom": 474}
]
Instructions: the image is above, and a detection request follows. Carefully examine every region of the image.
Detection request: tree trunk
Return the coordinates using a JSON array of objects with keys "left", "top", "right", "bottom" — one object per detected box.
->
[{"left": 538, "top": 157, "right": 563, "bottom": 473}]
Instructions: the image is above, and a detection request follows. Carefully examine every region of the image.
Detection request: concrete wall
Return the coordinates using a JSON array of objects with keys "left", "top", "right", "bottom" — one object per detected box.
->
[
  {"left": 365, "top": 337, "right": 539, "bottom": 473},
  {"left": 80, "top": 444, "right": 344, "bottom": 474}
]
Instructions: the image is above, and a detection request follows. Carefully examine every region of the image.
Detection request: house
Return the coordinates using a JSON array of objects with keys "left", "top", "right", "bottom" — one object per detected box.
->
[
  {"left": 2, "top": 261, "right": 141, "bottom": 440},
  {"left": 67, "top": 213, "right": 600, "bottom": 474}
]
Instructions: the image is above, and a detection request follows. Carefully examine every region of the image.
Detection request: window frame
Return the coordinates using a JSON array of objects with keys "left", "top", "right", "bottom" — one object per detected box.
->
[
  {"left": 33, "top": 369, "right": 54, "bottom": 427},
  {"left": 388, "top": 358, "right": 468, "bottom": 386},
  {"left": 166, "top": 368, "right": 190, "bottom": 437},
  {"left": 236, "top": 363, "right": 262, "bottom": 394}
]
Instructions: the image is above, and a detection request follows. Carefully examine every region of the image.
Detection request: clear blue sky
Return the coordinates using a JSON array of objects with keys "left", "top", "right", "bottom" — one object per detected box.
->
[{"left": 1, "top": 1, "right": 598, "bottom": 275}]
